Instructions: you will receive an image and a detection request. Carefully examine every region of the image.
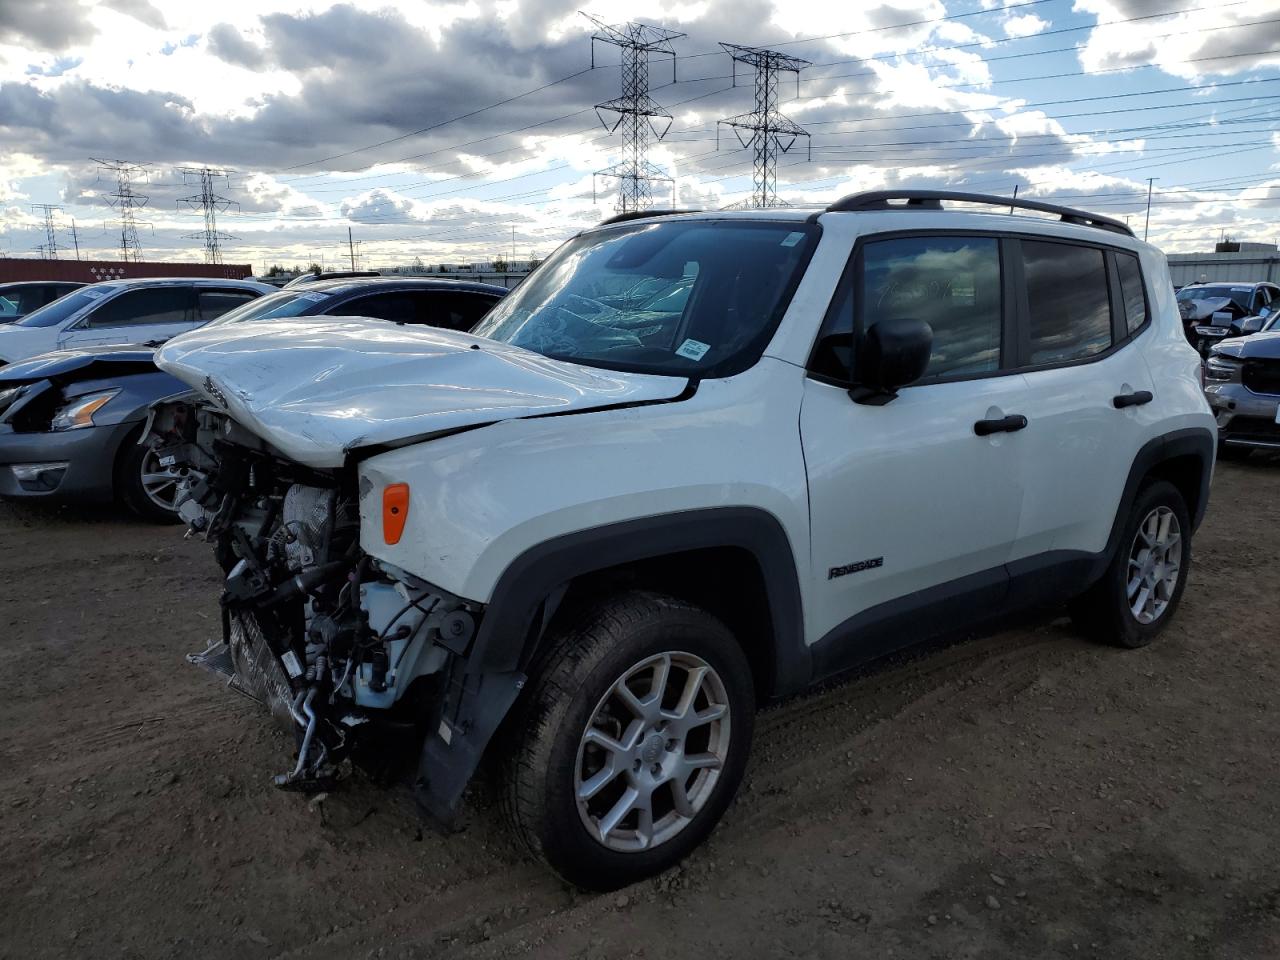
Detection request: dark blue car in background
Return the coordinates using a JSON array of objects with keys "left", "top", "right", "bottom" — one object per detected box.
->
[{"left": 0, "top": 277, "right": 507, "bottom": 520}]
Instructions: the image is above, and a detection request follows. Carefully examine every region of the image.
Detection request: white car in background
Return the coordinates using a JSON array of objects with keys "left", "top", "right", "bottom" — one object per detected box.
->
[{"left": 0, "top": 277, "right": 275, "bottom": 365}]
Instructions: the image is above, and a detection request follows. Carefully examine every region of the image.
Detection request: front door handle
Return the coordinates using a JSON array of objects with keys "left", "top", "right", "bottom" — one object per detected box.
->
[
  {"left": 1113, "top": 390, "right": 1153, "bottom": 409},
  {"left": 974, "top": 414, "right": 1028, "bottom": 436}
]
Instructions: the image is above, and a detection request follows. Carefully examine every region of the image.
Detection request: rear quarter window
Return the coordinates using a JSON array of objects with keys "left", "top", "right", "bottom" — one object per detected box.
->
[{"left": 1022, "top": 240, "right": 1112, "bottom": 364}]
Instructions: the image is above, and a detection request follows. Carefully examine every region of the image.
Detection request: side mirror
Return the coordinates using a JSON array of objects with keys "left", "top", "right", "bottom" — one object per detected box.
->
[
  {"left": 1241, "top": 316, "right": 1265, "bottom": 335},
  {"left": 850, "top": 318, "right": 933, "bottom": 405},
  {"left": 1210, "top": 311, "right": 1234, "bottom": 325}
]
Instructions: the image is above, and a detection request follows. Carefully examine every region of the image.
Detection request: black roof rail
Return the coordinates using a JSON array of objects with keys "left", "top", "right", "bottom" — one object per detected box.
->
[
  {"left": 597, "top": 209, "right": 701, "bottom": 227},
  {"left": 824, "top": 190, "right": 1134, "bottom": 237}
]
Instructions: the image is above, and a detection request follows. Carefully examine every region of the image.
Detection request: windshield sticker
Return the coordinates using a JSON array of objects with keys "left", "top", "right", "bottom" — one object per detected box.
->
[
  {"left": 1231, "top": 286, "right": 1251, "bottom": 292},
  {"left": 82, "top": 288, "right": 107, "bottom": 299},
  {"left": 676, "top": 338, "right": 711, "bottom": 361},
  {"left": 300, "top": 291, "right": 330, "bottom": 302},
  {"left": 780, "top": 232, "right": 804, "bottom": 248}
]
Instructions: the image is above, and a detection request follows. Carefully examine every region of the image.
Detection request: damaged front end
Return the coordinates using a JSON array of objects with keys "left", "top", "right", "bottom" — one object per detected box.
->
[{"left": 149, "top": 395, "right": 483, "bottom": 797}]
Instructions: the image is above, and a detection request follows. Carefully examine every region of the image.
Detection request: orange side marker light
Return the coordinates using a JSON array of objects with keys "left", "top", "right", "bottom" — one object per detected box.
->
[{"left": 383, "top": 483, "right": 410, "bottom": 545}]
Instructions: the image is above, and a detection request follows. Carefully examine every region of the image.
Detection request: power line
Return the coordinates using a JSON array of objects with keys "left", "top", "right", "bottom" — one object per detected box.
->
[
  {"left": 30, "top": 203, "right": 64, "bottom": 259},
  {"left": 716, "top": 44, "right": 811, "bottom": 208},
  {"left": 272, "top": 0, "right": 1266, "bottom": 206},
  {"left": 586, "top": 15, "right": 685, "bottom": 213},
  {"left": 92, "top": 158, "right": 151, "bottom": 262},
  {"left": 224, "top": 85, "right": 1278, "bottom": 227},
  {"left": 177, "top": 166, "right": 239, "bottom": 264},
  {"left": 274, "top": 0, "right": 1067, "bottom": 177}
]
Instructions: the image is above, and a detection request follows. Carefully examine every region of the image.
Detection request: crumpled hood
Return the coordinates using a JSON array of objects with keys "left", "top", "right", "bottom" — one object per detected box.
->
[
  {"left": 1212, "top": 330, "right": 1280, "bottom": 360},
  {"left": 1178, "top": 297, "right": 1235, "bottom": 322},
  {"left": 154, "top": 317, "right": 688, "bottom": 468}
]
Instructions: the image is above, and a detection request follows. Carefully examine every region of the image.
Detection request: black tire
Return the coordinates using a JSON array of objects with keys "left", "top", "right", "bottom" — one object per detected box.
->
[
  {"left": 115, "top": 427, "right": 181, "bottom": 523},
  {"left": 500, "top": 590, "right": 754, "bottom": 891},
  {"left": 1070, "top": 479, "right": 1191, "bottom": 648}
]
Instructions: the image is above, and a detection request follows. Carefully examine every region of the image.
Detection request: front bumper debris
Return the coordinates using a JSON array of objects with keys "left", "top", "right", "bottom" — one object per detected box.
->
[{"left": 187, "top": 610, "right": 296, "bottom": 731}]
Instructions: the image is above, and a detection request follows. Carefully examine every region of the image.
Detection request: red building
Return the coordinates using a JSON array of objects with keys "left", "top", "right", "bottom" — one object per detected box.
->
[{"left": 0, "top": 258, "right": 253, "bottom": 283}]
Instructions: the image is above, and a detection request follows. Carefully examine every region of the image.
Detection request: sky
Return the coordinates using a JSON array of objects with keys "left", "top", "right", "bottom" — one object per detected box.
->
[{"left": 0, "top": 0, "right": 1278, "bottom": 269}]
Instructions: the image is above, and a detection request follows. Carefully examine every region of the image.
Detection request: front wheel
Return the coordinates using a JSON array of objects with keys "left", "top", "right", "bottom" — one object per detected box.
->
[
  {"left": 1070, "top": 479, "right": 1192, "bottom": 648},
  {"left": 500, "top": 591, "right": 754, "bottom": 890},
  {"left": 116, "top": 428, "right": 181, "bottom": 523}
]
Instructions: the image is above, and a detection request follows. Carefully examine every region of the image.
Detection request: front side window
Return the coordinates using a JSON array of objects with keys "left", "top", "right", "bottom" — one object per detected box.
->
[
  {"left": 85, "top": 287, "right": 194, "bottom": 328},
  {"left": 862, "top": 235, "right": 1002, "bottom": 378},
  {"left": 1023, "top": 241, "right": 1112, "bottom": 364},
  {"left": 1115, "top": 251, "right": 1148, "bottom": 336},
  {"left": 472, "top": 219, "right": 819, "bottom": 378}
]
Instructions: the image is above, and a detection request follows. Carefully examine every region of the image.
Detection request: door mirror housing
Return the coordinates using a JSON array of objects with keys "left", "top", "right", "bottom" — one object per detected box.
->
[
  {"left": 1240, "top": 316, "right": 1265, "bottom": 335},
  {"left": 849, "top": 318, "right": 933, "bottom": 405}
]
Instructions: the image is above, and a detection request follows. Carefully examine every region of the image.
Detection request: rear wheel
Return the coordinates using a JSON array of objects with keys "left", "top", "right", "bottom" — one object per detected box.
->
[
  {"left": 500, "top": 591, "right": 754, "bottom": 890},
  {"left": 1070, "top": 479, "right": 1191, "bottom": 648},
  {"left": 116, "top": 428, "right": 181, "bottom": 523}
]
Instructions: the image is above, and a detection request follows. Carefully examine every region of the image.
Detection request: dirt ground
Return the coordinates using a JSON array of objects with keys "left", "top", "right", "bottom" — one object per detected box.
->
[{"left": 2, "top": 458, "right": 1278, "bottom": 960}]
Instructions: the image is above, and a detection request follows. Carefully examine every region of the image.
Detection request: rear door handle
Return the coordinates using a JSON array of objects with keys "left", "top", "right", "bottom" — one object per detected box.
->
[
  {"left": 1113, "top": 390, "right": 1153, "bottom": 409},
  {"left": 974, "top": 414, "right": 1028, "bottom": 436}
]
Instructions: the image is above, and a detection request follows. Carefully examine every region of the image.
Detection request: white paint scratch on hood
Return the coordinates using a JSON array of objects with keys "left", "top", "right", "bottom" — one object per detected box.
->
[{"left": 154, "top": 317, "right": 687, "bottom": 468}]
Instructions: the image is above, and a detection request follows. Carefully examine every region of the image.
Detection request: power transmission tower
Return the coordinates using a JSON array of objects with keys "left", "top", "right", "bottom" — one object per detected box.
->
[
  {"left": 585, "top": 14, "right": 685, "bottom": 214},
  {"left": 717, "top": 44, "right": 811, "bottom": 208},
  {"left": 92, "top": 158, "right": 152, "bottom": 262},
  {"left": 177, "top": 166, "right": 239, "bottom": 264},
  {"left": 31, "top": 203, "right": 64, "bottom": 259}
]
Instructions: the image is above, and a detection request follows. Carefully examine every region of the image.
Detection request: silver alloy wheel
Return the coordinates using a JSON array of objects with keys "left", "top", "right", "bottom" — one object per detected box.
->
[
  {"left": 574, "top": 651, "right": 730, "bottom": 853},
  {"left": 1127, "top": 505, "right": 1182, "bottom": 624},
  {"left": 139, "top": 448, "right": 180, "bottom": 513}
]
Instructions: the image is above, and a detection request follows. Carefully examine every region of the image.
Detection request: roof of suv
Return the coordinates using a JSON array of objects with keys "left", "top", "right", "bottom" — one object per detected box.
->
[{"left": 591, "top": 190, "right": 1138, "bottom": 243}]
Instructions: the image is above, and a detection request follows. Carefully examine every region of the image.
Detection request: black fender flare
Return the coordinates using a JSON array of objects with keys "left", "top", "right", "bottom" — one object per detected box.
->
[
  {"left": 414, "top": 507, "right": 807, "bottom": 825},
  {"left": 1103, "top": 427, "right": 1214, "bottom": 558}
]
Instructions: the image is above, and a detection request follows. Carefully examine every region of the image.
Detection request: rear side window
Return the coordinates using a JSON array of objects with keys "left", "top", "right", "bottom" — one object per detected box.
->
[
  {"left": 86, "top": 287, "right": 195, "bottom": 328},
  {"left": 1114, "top": 252, "right": 1148, "bottom": 335},
  {"left": 11, "top": 286, "right": 42, "bottom": 314},
  {"left": 425, "top": 292, "right": 502, "bottom": 331},
  {"left": 341, "top": 292, "right": 418, "bottom": 324},
  {"left": 862, "top": 235, "right": 1002, "bottom": 378},
  {"left": 1022, "top": 241, "right": 1112, "bottom": 364},
  {"left": 198, "top": 289, "right": 259, "bottom": 321}
]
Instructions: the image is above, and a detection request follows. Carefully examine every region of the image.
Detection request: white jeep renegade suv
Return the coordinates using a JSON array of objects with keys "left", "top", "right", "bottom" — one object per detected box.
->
[{"left": 148, "top": 191, "right": 1215, "bottom": 890}]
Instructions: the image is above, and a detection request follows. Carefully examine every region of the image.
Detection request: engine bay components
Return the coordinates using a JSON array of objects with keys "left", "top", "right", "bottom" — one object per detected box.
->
[{"left": 150, "top": 397, "right": 479, "bottom": 791}]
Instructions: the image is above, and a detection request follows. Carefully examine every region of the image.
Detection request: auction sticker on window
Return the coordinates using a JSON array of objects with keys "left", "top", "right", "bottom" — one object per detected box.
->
[
  {"left": 300, "top": 291, "right": 330, "bottom": 302},
  {"left": 676, "top": 338, "right": 710, "bottom": 361}
]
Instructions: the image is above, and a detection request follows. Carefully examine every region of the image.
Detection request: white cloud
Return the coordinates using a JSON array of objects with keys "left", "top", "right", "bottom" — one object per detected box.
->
[{"left": 1002, "top": 14, "right": 1048, "bottom": 38}]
